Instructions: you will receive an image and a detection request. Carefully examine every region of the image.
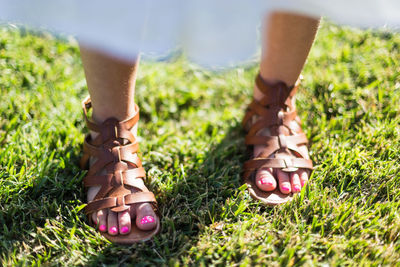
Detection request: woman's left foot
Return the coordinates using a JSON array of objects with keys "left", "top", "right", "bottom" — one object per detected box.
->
[{"left": 242, "top": 74, "right": 313, "bottom": 204}]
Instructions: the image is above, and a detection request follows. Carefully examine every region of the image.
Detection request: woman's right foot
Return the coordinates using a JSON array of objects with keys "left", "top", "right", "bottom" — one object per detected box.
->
[
  {"left": 81, "top": 98, "right": 159, "bottom": 241},
  {"left": 87, "top": 177, "right": 158, "bottom": 235}
]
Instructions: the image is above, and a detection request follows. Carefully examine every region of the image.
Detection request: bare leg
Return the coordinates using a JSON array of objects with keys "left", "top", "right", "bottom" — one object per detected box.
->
[
  {"left": 80, "top": 46, "right": 158, "bottom": 235},
  {"left": 253, "top": 12, "right": 320, "bottom": 194},
  {"left": 80, "top": 47, "right": 138, "bottom": 122}
]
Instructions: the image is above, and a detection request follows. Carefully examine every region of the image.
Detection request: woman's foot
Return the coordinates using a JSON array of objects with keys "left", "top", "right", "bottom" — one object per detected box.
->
[
  {"left": 253, "top": 138, "right": 310, "bottom": 195},
  {"left": 86, "top": 129, "right": 158, "bottom": 236},
  {"left": 252, "top": 81, "right": 310, "bottom": 195},
  {"left": 87, "top": 177, "right": 158, "bottom": 235},
  {"left": 81, "top": 98, "right": 158, "bottom": 239},
  {"left": 242, "top": 74, "right": 313, "bottom": 204}
]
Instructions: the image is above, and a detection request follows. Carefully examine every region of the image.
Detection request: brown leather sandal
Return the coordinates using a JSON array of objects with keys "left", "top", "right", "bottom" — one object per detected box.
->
[
  {"left": 80, "top": 96, "right": 160, "bottom": 244},
  {"left": 242, "top": 74, "right": 313, "bottom": 205}
]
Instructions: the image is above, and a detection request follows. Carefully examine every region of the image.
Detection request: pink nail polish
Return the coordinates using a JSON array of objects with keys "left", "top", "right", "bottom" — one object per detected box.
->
[
  {"left": 121, "top": 226, "right": 129, "bottom": 234},
  {"left": 294, "top": 185, "right": 300, "bottom": 192},
  {"left": 99, "top": 225, "right": 106, "bottom": 232},
  {"left": 260, "top": 178, "right": 273, "bottom": 186},
  {"left": 109, "top": 226, "right": 118, "bottom": 234},
  {"left": 281, "top": 186, "right": 290, "bottom": 192},
  {"left": 141, "top": 216, "right": 155, "bottom": 224},
  {"left": 301, "top": 180, "right": 307, "bottom": 187}
]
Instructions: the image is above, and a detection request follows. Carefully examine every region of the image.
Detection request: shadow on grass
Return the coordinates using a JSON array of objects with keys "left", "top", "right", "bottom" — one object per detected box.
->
[
  {"left": 0, "top": 121, "right": 248, "bottom": 265},
  {"left": 0, "top": 132, "right": 85, "bottom": 260},
  {"left": 83, "top": 123, "right": 248, "bottom": 265}
]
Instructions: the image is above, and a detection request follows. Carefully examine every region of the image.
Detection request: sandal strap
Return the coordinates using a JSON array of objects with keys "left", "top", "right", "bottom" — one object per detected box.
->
[
  {"left": 242, "top": 74, "right": 313, "bottom": 175},
  {"left": 255, "top": 74, "right": 298, "bottom": 107},
  {"left": 81, "top": 96, "right": 139, "bottom": 146},
  {"left": 246, "top": 110, "right": 298, "bottom": 136},
  {"left": 243, "top": 75, "right": 300, "bottom": 126},
  {"left": 83, "top": 167, "right": 147, "bottom": 199},
  {"left": 82, "top": 139, "right": 140, "bottom": 172},
  {"left": 243, "top": 157, "right": 313, "bottom": 171},
  {"left": 84, "top": 191, "right": 156, "bottom": 215}
]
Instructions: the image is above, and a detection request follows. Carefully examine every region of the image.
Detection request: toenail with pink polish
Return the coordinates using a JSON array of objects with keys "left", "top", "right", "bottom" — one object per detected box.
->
[
  {"left": 294, "top": 185, "right": 300, "bottom": 191},
  {"left": 140, "top": 216, "right": 155, "bottom": 225},
  {"left": 260, "top": 178, "right": 270, "bottom": 185},
  {"left": 99, "top": 225, "right": 107, "bottom": 232},
  {"left": 121, "top": 226, "right": 129, "bottom": 234},
  {"left": 301, "top": 180, "right": 307, "bottom": 186},
  {"left": 282, "top": 186, "right": 290, "bottom": 191},
  {"left": 109, "top": 226, "right": 118, "bottom": 234}
]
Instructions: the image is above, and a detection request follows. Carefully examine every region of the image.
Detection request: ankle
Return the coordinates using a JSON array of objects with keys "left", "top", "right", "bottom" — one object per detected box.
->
[
  {"left": 253, "top": 73, "right": 301, "bottom": 102},
  {"left": 253, "top": 73, "right": 284, "bottom": 102},
  {"left": 253, "top": 84, "right": 265, "bottom": 102},
  {"left": 89, "top": 117, "right": 138, "bottom": 140},
  {"left": 258, "top": 67, "right": 300, "bottom": 88},
  {"left": 91, "top": 110, "right": 135, "bottom": 124}
]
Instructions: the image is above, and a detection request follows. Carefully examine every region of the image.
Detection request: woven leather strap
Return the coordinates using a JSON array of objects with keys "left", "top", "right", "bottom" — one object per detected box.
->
[
  {"left": 242, "top": 74, "right": 313, "bottom": 179},
  {"left": 80, "top": 96, "right": 157, "bottom": 215}
]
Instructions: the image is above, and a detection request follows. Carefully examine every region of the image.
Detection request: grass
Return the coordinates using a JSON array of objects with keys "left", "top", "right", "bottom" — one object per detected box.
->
[{"left": 0, "top": 20, "right": 400, "bottom": 266}]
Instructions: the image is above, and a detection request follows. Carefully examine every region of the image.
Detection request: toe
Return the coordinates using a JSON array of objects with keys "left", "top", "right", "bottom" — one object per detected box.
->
[
  {"left": 290, "top": 172, "right": 301, "bottom": 193},
  {"left": 277, "top": 170, "right": 291, "bottom": 194},
  {"left": 118, "top": 210, "right": 131, "bottom": 235},
  {"left": 136, "top": 203, "right": 157, "bottom": 231},
  {"left": 107, "top": 210, "right": 119, "bottom": 235},
  {"left": 97, "top": 209, "right": 108, "bottom": 232},
  {"left": 92, "top": 212, "right": 97, "bottom": 226},
  {"left": 255, "top": 168, "right": 276, "bottom": 192},
  {"left": 300, "top": 170, "right": 309, "bottom": 187}
]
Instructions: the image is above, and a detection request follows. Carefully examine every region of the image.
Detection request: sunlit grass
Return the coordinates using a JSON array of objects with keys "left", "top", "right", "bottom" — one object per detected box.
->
[{"left": 1, "top": 21, "right": 400, "bottom": 265}]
